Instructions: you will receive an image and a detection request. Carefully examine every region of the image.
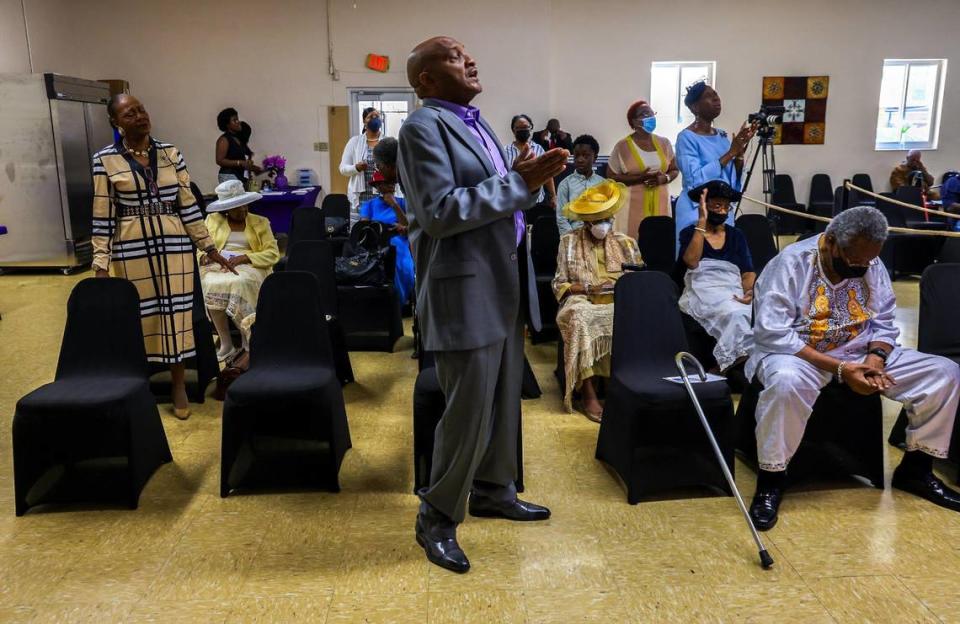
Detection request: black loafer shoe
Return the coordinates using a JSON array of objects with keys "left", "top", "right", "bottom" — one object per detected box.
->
[
  {"left": 468, "top": 496, "right": 551, "bottom": 521},
  {"left": 415, "top": 514, "right": 470, "bottom": 574},
  {"left": 749, "top": 487, "right": 782, "bottom": 531},
  {"left": 892, "top": 468, "right": 960, "bottom": 512}
]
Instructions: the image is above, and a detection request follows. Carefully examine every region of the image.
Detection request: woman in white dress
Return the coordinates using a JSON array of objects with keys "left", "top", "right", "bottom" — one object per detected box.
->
[
  {"left": 338, "top": 107, "right": 383, "bottom": 223},
  {"left": 199, "top": 180, "right": 280, "bottom": 361}
]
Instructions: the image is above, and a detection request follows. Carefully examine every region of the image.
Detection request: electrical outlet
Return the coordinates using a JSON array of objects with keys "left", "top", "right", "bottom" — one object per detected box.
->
[{"left": 314, "top": 142, "right": 329, "bottom": 152}]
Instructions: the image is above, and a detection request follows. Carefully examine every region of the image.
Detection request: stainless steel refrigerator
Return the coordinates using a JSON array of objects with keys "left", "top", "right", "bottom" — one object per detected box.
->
[{"left": 0, "top": 73, "right": 115, "bottom": 272}]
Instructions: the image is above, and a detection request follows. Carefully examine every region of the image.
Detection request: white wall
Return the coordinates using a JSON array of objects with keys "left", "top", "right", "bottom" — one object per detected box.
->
[{"left": 2, "top": 0, "right": 958, "bottom": 208}]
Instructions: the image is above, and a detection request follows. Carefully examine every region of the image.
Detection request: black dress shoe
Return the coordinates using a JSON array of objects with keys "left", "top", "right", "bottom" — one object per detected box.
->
[
  {"left": 749, "top": 487, "right": 782, "bottom": 531},
  {"left": 891, "top": 468, "right": 960, "bottom": 512},
  {"left": 415, "top": 514, "right": 470, "bottom": 574},
  {"left": 468, "top": 496, "right": 551, "bottom": 521}
]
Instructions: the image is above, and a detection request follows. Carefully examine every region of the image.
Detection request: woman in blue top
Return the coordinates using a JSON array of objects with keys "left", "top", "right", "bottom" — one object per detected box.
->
[
  {"left": 675, "top": 81, "right": 756, "bottom": 253},
  {"left": 359, "top": 170, "right": 415, "bottom": 306}
]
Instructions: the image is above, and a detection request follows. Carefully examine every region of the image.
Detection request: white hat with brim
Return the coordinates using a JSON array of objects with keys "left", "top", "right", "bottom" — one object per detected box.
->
[{"left": 206, "top": 179, "right": 262, "bottom": 213}]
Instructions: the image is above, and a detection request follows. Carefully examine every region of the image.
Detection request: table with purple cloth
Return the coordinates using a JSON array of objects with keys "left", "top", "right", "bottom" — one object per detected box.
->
[{"left": 248, "top": 186, "right": 322, "bottom": 234}]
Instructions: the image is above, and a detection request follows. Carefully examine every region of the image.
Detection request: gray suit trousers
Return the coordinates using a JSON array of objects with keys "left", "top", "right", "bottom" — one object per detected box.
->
[{"left": 423, "top": 309, "right": 524, "bottom": 523}]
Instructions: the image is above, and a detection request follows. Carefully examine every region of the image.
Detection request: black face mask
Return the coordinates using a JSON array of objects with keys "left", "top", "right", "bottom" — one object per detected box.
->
[
  {"left": 706, "top": 211, "right": 727, "bottom": 226},
  {"left": 514, "top": 129, "right": 531, "bottom": 142},
  {"left": 832, "top": 255, "right": 869, "bottom": 279}
]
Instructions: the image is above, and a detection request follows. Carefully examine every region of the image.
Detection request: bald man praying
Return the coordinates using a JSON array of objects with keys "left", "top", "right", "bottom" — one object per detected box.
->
[{"left": 398, "top": 36, "right": 568, "bottom": 573}]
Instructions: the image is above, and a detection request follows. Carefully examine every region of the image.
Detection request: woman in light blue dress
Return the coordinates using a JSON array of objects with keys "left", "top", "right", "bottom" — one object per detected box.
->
[{"left": 675, "top": 81, "right": 756, "bottom": 254}]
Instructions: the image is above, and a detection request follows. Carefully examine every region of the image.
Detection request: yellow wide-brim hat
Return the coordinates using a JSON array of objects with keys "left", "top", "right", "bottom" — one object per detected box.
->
[{"left": 562, "top": 179, "right": 627, "bottom": 222}]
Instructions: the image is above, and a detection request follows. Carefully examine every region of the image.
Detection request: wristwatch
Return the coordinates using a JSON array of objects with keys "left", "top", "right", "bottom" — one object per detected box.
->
[{"left": 868, "top": 347, "right": 890, "bottom": 363}]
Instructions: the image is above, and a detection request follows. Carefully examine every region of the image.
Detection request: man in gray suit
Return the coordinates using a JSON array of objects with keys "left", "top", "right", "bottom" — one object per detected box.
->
[{"left": 399, "top": 36, "right": 568, "bottom": 573}]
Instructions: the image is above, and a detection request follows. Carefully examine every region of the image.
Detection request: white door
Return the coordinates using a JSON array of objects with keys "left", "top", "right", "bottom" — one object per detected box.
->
[{"left": 347, "top": 89, "right": 418, "bottom": 139}]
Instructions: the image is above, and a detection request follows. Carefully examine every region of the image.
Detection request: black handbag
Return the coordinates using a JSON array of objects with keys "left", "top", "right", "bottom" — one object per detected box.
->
[
  {"left": 325, "top": 216, "right": 350, "bottom": 237},
  {"left": 335, "top": 248, "right": 388, "bottom": 286}
]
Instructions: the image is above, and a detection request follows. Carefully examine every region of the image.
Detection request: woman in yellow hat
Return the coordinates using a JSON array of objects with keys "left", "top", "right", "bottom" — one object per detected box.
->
[{"left": 552, "top": 180, "right": 640, "bottom": 422}]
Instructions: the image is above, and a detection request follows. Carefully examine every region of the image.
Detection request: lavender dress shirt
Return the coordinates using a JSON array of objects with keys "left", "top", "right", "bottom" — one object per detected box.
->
[{"left": 430, "top": 99, "right": 525, "bottom": 246}]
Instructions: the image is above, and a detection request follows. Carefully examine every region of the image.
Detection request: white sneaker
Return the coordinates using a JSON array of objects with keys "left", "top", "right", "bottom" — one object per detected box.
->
[{"left": 217, "top": 346, "right": 239, "bottom": 362}]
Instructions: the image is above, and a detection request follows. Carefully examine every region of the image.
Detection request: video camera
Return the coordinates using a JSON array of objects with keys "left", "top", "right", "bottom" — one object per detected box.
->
[{"left": 747, "top": 105, "right": 785, "bottom": 139}]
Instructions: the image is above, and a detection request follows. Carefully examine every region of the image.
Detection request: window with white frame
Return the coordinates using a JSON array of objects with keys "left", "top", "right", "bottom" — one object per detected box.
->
[
  {"left": 875, "top": 59, "right": 947, "bottom": 150},
  {"left": 650, "top": 61, "right": 716, "bottom": 144}
]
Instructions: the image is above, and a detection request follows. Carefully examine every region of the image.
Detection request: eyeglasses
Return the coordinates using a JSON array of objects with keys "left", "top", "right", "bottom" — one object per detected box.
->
[{"left": 141, "top": 164, "right": 159, "bottom": 198}]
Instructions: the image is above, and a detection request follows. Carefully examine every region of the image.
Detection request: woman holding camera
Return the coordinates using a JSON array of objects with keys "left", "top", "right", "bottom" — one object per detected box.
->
[{"left": 674, "top": 81, "right": 756, "bottom": 254}]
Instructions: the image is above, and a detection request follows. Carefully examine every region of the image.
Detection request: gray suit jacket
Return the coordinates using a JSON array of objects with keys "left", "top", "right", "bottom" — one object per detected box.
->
[{"left": 398, "top": 100, "right": 541, "bottom": 352}]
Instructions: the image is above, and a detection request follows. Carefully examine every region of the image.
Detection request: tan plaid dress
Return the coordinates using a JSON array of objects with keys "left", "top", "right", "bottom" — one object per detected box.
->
[{"left": 91, "top": 139, "right": 214, "bottom": 364}]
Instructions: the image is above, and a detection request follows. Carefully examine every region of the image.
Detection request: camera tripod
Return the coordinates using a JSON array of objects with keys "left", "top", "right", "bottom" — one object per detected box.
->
[{"left": 739, "top": 129, "right": 780, "bottom": 249}]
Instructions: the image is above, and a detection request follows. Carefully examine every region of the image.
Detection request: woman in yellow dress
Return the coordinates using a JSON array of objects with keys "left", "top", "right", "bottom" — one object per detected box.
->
[{"left": 607, "top": 100, "right": 679, "bottom": 237}]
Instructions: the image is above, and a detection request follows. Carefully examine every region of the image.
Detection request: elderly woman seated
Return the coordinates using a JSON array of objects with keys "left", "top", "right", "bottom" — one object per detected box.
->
[
  {"left": 678, "top": 180, "right": 756, "bottom": 373},
  {"left": 199, "top": 179, "right": 279, "bottom": 361},
  {"left": 553, "top": 180, "right": 640, "bottom": 422}
]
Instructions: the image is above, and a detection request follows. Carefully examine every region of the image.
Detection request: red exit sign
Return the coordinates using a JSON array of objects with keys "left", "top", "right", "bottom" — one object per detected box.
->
[{"left": 366, "top": 54, "right": 390, "bottom": 73}]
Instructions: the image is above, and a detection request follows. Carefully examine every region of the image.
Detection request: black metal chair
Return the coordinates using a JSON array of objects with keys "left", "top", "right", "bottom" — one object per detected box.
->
[
  {"left": 736, "top": 377, "right": 884, "bottom": 489},
  {"left": 596, "top": 271, "right": 735, "bottom": 503},
  {"left": 771, "top": 174, "right": 806, "bottom": 234},
  {"left": 530, "top": 215, "right": 560, "bottom": 343},
  {"left": 894, "top": 186, "right": 947, "bottom": 231},
  {"left": 734, "top": 214, "right": 778, "bottom": 275},
  {"left": 286, "top": 240, "right": 355, "bottom": 385},
  {"left": 13, "top": 279, "right": 172, "bottom": 514},
  {"left": 636, "top": 216, "right": 676, "bottom": 274},
  {"left": 887, "top": 264, "right": 960, "bottom": 480},
  {"left": 221, "top": 272, "right": 351, "bottom": 497}
]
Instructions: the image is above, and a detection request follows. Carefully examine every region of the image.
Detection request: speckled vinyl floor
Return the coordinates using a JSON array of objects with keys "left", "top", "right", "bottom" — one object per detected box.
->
[{"left": 0, "top": 268, "right": 958, "bottom": 623}]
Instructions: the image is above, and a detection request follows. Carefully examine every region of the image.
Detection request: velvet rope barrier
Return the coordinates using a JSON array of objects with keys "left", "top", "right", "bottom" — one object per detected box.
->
[{"left": 843, "top": 181, "right": 957, "bottom": 221}]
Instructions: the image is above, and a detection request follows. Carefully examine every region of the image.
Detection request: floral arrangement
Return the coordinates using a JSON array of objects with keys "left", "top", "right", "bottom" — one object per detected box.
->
[
  {"left": 262, "top": 155, "right": 288, "bottom": 190},
  {"left": 262, "top": 155, "right": 286, "bottom": 173}
]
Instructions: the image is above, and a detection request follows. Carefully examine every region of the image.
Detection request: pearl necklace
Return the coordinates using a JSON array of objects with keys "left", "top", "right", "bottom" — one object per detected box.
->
[{"left": 123, "top": 140, "right": 150, "bottom": 158}]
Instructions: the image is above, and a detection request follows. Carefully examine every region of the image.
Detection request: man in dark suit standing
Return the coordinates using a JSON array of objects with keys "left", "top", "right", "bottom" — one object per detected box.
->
[
  {"left": 533, "top": 118, "right": 574, "bottom": 152},
  {"left": 398, "top": 36, "right": 568, "bottom": 574}
]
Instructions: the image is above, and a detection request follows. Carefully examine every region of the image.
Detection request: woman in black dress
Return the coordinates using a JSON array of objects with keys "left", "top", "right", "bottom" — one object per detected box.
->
[{"left": 215, "top": 108, "right": 262, "bottom": 186}]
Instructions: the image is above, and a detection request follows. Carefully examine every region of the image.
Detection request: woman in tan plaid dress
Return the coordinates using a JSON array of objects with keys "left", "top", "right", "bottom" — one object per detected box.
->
[{"left": 92, "top": 95, "right": 234, "bottom": 419}]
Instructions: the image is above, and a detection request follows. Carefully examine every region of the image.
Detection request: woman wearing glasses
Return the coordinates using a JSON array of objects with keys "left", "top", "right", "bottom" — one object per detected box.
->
[
  {"left": 91, "top": 94, "right": 234, "bottom": 420},
  {"left": 606, "top": 100, "right": 679, "bottom": 237}
]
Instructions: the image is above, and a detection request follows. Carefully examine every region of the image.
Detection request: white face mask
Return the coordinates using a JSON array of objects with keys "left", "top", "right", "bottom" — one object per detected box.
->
[{"left": 590, "top": 221, "right": 612, "bottom": 239}]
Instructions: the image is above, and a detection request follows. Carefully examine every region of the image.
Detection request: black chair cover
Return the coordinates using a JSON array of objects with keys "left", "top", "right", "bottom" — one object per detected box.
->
[
  {"left": 771, "top": 174, "right": 807, "bottom": 234},
  {"left": 337, "top": 244, "right": 404, "bottom": 352},
  {"left": 596, "top": 271, "right": 735, "bottom": 503},
  {"left": 735, "top": 214, "right": 779, "bottom": 275},
  {"left": 737, "top": 377, "right": 884, "bottom": 488},
  {"left": 636, "top": 216, "right": 676, "bottom": 274},
  {"left": 937, "top": 239, "right": 960, "bottom": 264},
  {"left": 894, "top": 186, "right": 947, "bottom": 230},
  {"left": 808, "top": 173, "right": 834, "bottom": 221},
  {"left": 221, "top": 272, "right": 351, "bottom": 496},
  {"left": 276, "top": 206, "right": 326, "bottom": 271},
  {"left": 286, "top": 240, "right": 355, "bottom": 384},
  {"left": 321, "top": 193, "right": 351, "bottom": 220},
  {"left": 847, "top": 174, "right": 875, "bottom": 207},
  {"left": 530, "top": 216, "right": 560, "bottom": 343},
  {"left": 13, "top": 278, "right": 172, "bottom": 514},
  {"left": 887, "top": 264, "right": 960, "bottom": 471}
]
